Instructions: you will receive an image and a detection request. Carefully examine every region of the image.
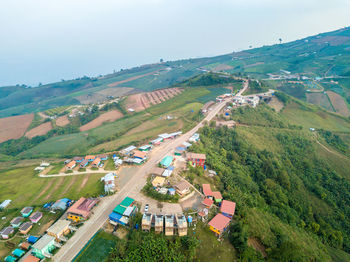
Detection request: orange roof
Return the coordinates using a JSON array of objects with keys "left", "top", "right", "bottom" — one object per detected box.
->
[
  {"left": 91, "top": 157, "right": 101, "bottom": 165},
  {"left": 22, "top": 255, "right": 40, "bottom": 262},
  {"left": 66, "top": 160, "right": 76, "bottom": 168},
  {"left": 220, "top": 200, "right": 236, "bottom": 216},
  {"left": 187, "top": 152, "right": 206, "bottom": 160},
  {"left": 212, "top": 191, "right": 222, "bottom": 200},
  {"left": 202, "top": 198, "right": 214, "bottom": 207},
  {"left": 202, "top": 184, "right": 212, "bottom": 196},
  {"left": 208, "top": 213, "right": 231, "bottom": 231},
  {"left": 134, "top": 150, "right": 147, "bottom": 159},
  {"left": 67, "top": 197, "right": 98, "bottom": 218},
  {"left": 85, "top": 155, "right": 96, "bottom": 160}
]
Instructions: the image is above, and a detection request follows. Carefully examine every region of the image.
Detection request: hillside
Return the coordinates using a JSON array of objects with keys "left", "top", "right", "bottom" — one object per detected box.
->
[
  {"left": 1, "top": 27, "right": 349, "bottom": 119},
  {"left": 189, "top": 96, "right": 350, "bottom": 260}
]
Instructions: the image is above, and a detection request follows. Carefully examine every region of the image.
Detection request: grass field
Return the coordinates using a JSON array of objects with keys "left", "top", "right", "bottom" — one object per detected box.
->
[
  {"left": 75, "top": 230, "right": 118, "bottom": 262},
  {"left": 0, "top": 166, "right": 105, "bottom": 208}
]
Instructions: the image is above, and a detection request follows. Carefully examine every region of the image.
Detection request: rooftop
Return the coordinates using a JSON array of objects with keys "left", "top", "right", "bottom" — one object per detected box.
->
[
  {"left": 91, "top": 157, "right": 101, "bottom": 165},
  {"left": 119, "top": 197, "right": 135, "bottom": 208},
  {"left": 113, "top": 205, "right": 126, "bottom": 215},
  {"left": 155, "top": 215, "right": 164, "bottom": 226},
  {"left": 152, "top": 176, "right": 165, "bottom": 187},
  {"left": 187, "top": 152, "right": 206, "bottom": 160},
  {"left": 21, "top": 207, "right": 33, "bottom": 214},
  {"left": 133, "top": 150, "right": 147, "bottom": 159},
  {"left": 66, "top": 160, "right": 76, "bottom": 168},
  {"left": 19, "top": 222, "right": 32, "bottom": 231},
  {"left": 208, "top": 213, "right": 231, "bottom": 231},
  {"left": 11, "top": 216, "right": 23, "bottom": 225},
  {"left": 202, "top": 184, "right": 213, "bottom": 196},
  {"left": 0, "top": 226, "right": 14, "bottom": 235},
  {"left": 22, "top": 254, "right": 40, "bottom": 262},
  {"left": 212, "top": 191, "right": 223, "bottom": 200},
  {"left": 176, "top": 214, "right": 187, "bottom": 228},
  {"left": 32, "top": 234, "right": 55, "bottom": 250},
  {"left": 152, "top": 166, "right": 165, "bottom": 176},
  {"left": 47, "top": 219, "right": 71, "bottom": 235},
  {"left": 202, "top": 198, "right": 214, "bottom": 207},
  {"left": 67, "top": 197, "right": 98, "bottom": 218},
  {"left": 220, "top": 200, "right": 236, "bottom": 216},
  {"left": 175, "top": 180, "right": 190, "bottom": 192},
  {"left": 160, "top": 156, "right": 173, "bottom": 167}
]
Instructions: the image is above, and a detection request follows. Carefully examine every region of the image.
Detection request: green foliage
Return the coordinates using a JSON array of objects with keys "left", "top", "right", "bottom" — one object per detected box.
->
[
  {"left": 142, "top": 180, "right": 179, "bottom": 203},
  {"left": 180, "top": 72, "right": 242, "bottom": 87},
  {"left": 107, "top": 230, "right": 199, "bottom": 262},
  {"left": 318, "top": 129, "right": 347, "bottom": 153},
  {"left": 274, "top": 91, "right": 290, "bottom": 105}
]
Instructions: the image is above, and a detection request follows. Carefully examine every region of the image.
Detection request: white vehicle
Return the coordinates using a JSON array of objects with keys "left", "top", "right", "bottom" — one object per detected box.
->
[{"left": 144, "top": 204, "right": 149, "bottom": 213}]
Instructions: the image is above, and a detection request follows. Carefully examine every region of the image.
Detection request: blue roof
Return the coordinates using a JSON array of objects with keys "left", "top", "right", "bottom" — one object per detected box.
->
[
  {"left": 27, "top": 236, "right": 38, "bottom": 244},
  {"left": 176, "top": 147, "right": 185, "bottom": 151},
  {"left": 109, "top": 212, "right": 122, "bottom": 222},
  {"left": 167, "top": 166, "right": 174, "bottom": 171},
  {"left": 187, "top": 216, "right": 193, "bottom": 223},
  {"left": 12, "top": 248, "right": 25, "bottom": 257},
  {"left": 168, "top": 188, "right": 176, "bottom": 192},
  {"left": 5, "top": 256, "right": 16, "bottom": 262},
  {"left": 61, "top": 198, "right": 71, "bottom": 203}
]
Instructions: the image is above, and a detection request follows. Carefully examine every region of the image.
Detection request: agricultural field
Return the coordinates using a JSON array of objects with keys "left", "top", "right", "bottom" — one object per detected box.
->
[
  {"left": 306, "top": 92, "right": 335, "bottom": 112},
  {"left": 25, "top": 121, "right": 52, "bottom": 138},
  {"left": 79, "top": 109, "right": 123, "bottom": 131},
  {"left": 0, "top": 165, "right": 105, "bottom": 208},
  {"left": 326, "top": 91, "right": 350, "bottom": 117},
  {"left": 0, "top": 114, "right": 34, "bottom": 143},
  {"left": 56, "top": 115, "right": 70, "bottom": 127}
]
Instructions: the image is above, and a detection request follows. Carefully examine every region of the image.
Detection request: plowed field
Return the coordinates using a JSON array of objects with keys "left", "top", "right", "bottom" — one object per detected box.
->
[
  {"left": 80, "top": 110, "right": 123, "bottom": 131},
  {"left": 0, "top": 114, "right": 34, "bottom": 143}
]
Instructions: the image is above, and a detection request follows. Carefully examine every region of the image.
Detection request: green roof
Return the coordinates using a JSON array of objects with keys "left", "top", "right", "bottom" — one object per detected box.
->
[
  {"left": 160, "top": 156, "right": 173, "bottom": 168},
  {"left": 113, "top": 205, "right": 126, "bottom": 215},
  {"left": 5, "top": 256, "right": 16, "bottom": 262},
  {"left": 13, "top": 248, "right": 25, "bottom": 257},
  {"left": 120, "top": 197, "right": 135, "bottom": 208}
]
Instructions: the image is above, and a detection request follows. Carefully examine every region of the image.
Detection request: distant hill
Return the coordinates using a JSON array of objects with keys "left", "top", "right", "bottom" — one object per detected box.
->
[{"left": 1, "top": 26, "right": 349, "bottom": 118}]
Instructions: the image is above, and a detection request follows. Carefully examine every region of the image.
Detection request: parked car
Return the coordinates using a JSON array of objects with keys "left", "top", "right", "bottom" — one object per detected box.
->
[{"left": 144, "top": 204, "right": 149, "bottom": 213}]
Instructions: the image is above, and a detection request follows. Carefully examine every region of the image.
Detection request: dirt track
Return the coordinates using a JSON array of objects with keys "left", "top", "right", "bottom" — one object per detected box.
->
[{"left": 0, "top": 114, "right": 34, "bottom": 143}]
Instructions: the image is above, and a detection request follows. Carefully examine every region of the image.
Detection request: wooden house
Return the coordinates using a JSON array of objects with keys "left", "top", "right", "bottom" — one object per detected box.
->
[
  {"left": 154, "top": 215, "right": 164, "bottom": 234},
  {"left": 175, "top": 214, "right": 187, "bottom": 236},
  {"left": 142, "top": 213, "right": 152, "bottom": 231},
  {"left": 212, "top": 191, "right": 223, "bottom": 203}
]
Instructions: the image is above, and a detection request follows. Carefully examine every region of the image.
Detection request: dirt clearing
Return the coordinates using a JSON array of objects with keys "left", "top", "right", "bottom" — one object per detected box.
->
[
  {"left": 25, "top": 121, "right": 52, "bottom": 139},
  {"left": 56, "top": 115, "right": 70, "bottom": 127},
  {"left": 80, "top": 110, "right": 123, "bottom": 131},
  {"left": 268, "top": 97, "right": 284, "bottom": 112},
  {"left": 326, "top": 91, "right": 350, "bottom": 117},
  {"left": 0, "top": 114, "right": 34, "bottom": 143}
]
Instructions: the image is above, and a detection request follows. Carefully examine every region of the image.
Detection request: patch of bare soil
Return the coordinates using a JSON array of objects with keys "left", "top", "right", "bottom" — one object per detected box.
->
[
  {"left": 248, "top": 238, "right": 267, "bottom": 257},
  {"left": 0, "top": 114, "right": 34, "bottom": 143},
  {"left": 212, "top": 64, "right": 233, "bottom": 71},
  {"left": 44, "top": 177, "right": 64, "bottom": 200},
  {"left": 107, "top": 70, "right": 159, "bottom": 87},
  {"left": 79, "top": 175, "right": 90, "bottom": 190},
  {"left": 267, "top": 97, "right": 284, "bottom": 112},
  {"left": 326, "top": 91, "right": 350, "bottom": 117},
  {"left": 80, "top": 110, "right": 123, "bottom": 131},
  {"left": 39, "top": 220, "right": 54, "bottom": 235},
  {"left": 25, "top": 121, "right": 52, "bottom": 138},
  {"left": 56, "top": 115, "right": 70, "bottom": 127}
]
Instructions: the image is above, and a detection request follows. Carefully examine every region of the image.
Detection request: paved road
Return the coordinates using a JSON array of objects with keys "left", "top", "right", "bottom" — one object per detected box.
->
[{"left": 53, "top": 95, "right": 233, "bottom": 261}]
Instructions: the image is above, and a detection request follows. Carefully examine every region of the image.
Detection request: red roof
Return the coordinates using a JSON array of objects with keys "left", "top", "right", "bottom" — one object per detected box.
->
[
  {"left": 202, "top": 198, "right": 214, "bottom": 207},
  {"left": 134, "top": 150, "right": 147, "bottom": 159},
  {"left": 91, "top": 157, "right": 101, "bottom": 166},
  {"left": 202, "top": 184, "right": 212, "bottom": 197},
  {"left": 220, "top": 200, "right": 236, "bottom": 216},
  {"left": 212, "top": 191, "right": 222, "bottom": 200},
  {"left": 67, "top": 197, "right": 98, "bottom": 218},
  {"left": 22, "top": 255, "right": 40, "bottom": 262},
  {"left": 208, "top": 213, "right": 231, "bottom": 231},
  {"left": 187, "top": 152, "right": 206, "bottom": 160}
]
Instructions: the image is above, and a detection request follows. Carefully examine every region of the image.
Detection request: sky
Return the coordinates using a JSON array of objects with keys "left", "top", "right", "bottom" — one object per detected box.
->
[{"left": 0, "top": 0, "right": 349, "bottom": 86}]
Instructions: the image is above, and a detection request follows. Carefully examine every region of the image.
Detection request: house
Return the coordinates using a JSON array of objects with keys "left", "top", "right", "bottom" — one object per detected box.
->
[
  {"left": 64, "top": 159, "right": 71, "bottom": 165},
  {"left": 150, "top": 137, "right": 163, "bottom": 145},
  {"left": 158, "top": 133, "right": 172, "bottom": 140},
  {"left": 120, "top": 145, "right": 137, "bottom": 156},
  {"left": 31, "top": 234, "right": 56, "bottom": 259},
  {"left": 132, "top": 158, "right": 144, "bottom": 165},
  {"left": 10, "top": 217, "right": 24, "bottom": 228},
  {"left": 12, "top": 248, "right": 25, "bottom": 258},
  {"left": 21, "top": 254, "right": 40, "bottom": 262},
  {"left": 175, "top": 181, "right": 190, "bottom": 196},
  {"left": 40, "top": 162, "right": 50, "bottom": 167},
  {"left": 67, "top": 197, "right": 98, "bottom": 222},
  {"left": 91, "top": 157, "right": 101, "bottom": 168},
  {"left": 51, "top": 198, "right": 71, "bottom": 211},
  {"left": 151, "top": 166, "right": 165, "bottom": 176},
  {"left": 202, "top": 184, "right": 213, "bottom": 198},
  {"left": 208, "top": 170, "right": 217, "bottom": 177},
  {"left": 123, "top": 206, "right": 136, "bottom": 218},
  {"left": 27, "top": 236, "right": 39, "bottom": 244},
  {"left": 202, "top": 198, "right": 214, "bottom": 208},
  {"left": 80, "top": 159, "right": 89, "bottom": 168},
  {"left": 139, "top": 145, "right": 152, "bottom": 152},
  {"left": 0, "top": 199, "right": 11, "bottom": 209},
  {"left": 182, "top": 142, "right": 192, "bottom": 148},
  {"left": 187, "top": 152, "right": 206, "bottom": 168},
  {"left": 175, "top": 214, "right": 187, "bottom": 236},
  {"left": 0, "top": 226, "right": 14, "bottom": 239},
  {"left": 168, "top": 188, "right": 176, "bottom": 195},
  {"left": 34, "top": 166, "right": 45, "bottom": 171},
  {"left": 174, "top": 146, "right": 186, "bottom": 156},
  {"left": 109, "top": 197, "right": 135, "bottom": 226},
  {"left": 189, "top": 133, "right": 200, "bottom": 142},
  {"left": 21, "top": 207, "right": 33, "bottom": 217},
  {"left": 109, "top": 212, "right": 124, "bottom": 226},
  {"left": 133, "top": 150, "right": 147, "bottom": 160},
  {"left": 154, "top": 215, "right": 164, "bottom": 233},
  {"left": 85, "top": 155, "right": 96, "bottom": 162},
  {"left": 101, "top": 173, "right": 116, "bottom": 193},
  {"left": 73, "top": 156, "right": 84, "bottom": 162},
  {"left": 142, "top": 213, "right": 152, "bottom": 231},
  {"left": 162, "top": 166, "right": 174, "bottom": 177},
  {"left": 30, "top": 212, "right": 43, "bottom": 223},
  {"left": 212, "top": 191, "right": 223, "bottom": 203},
  {"left": 165, "top": 215, "right": 174, "bottom": 236},
  {"left": 208, "top": 213, "right": 231, "bottom": 236},
  {"left": 47, "top": 219, "right": 71, "bottom": 241},
  {"left": 119, "top": 196, "right": 135, "bottom": 208},
  {"left": 4, "top": 256, "right": 16, "bottom": 262},
  {"left": 158, "top": 187, "right": 168, "bottom": 194},
  {"left": 198, "top": 208, "right": 209, "bottom": 222},
  {"left": 19, "top": 222, "right": 33, "bottom": 234},
  {"left": 152, "top": 176, "right": 165, "bottom": 187},
  {"left": 97, "top": 154, "right": 108, "bottom": 161},
  {"left": 66, "top": 160, "right": 76, "bottom": 170},
  {"left": 220, "top": 200, "right": 236, "bottom": 218},
  {"left": 19, "top": 241, "right": 31, "bottom": 250},
  {"left": 159, "top": 156, "right": 173, "bottom": 168}
]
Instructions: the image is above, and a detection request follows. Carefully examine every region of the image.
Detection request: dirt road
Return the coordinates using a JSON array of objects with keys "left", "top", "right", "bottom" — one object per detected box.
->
[{"left": 53, "top": 95, "right": 233, "bottom": 261}]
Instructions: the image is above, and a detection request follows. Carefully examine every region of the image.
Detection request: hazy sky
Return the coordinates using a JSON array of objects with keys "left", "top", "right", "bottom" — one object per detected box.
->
[{"left": 0, "top": 0, "right": 349, "bottom": 86}]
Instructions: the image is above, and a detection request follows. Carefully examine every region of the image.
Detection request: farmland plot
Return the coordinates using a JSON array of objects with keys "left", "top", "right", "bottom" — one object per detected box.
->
[
  {"left": 0, "top": 114, "right": 34, "bottom": 143},
  {"left": 80, "top": 110, "right": 123, "bottom": 131},
  {"left": 25, "top": 121, "right": 52, "bottom": 138}
]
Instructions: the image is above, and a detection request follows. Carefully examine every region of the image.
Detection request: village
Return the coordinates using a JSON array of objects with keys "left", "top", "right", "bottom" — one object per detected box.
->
[{"left": 0, "top": 85, "right": 274, "bottom": 262}]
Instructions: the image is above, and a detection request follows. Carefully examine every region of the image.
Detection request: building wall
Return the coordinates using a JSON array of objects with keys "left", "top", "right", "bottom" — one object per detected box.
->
[
  {"left": 67, "top": 213, "right": 84, "bottom": 222},
  {"left": 209, "top": 226, "right": 222, "bottom": 235}
]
